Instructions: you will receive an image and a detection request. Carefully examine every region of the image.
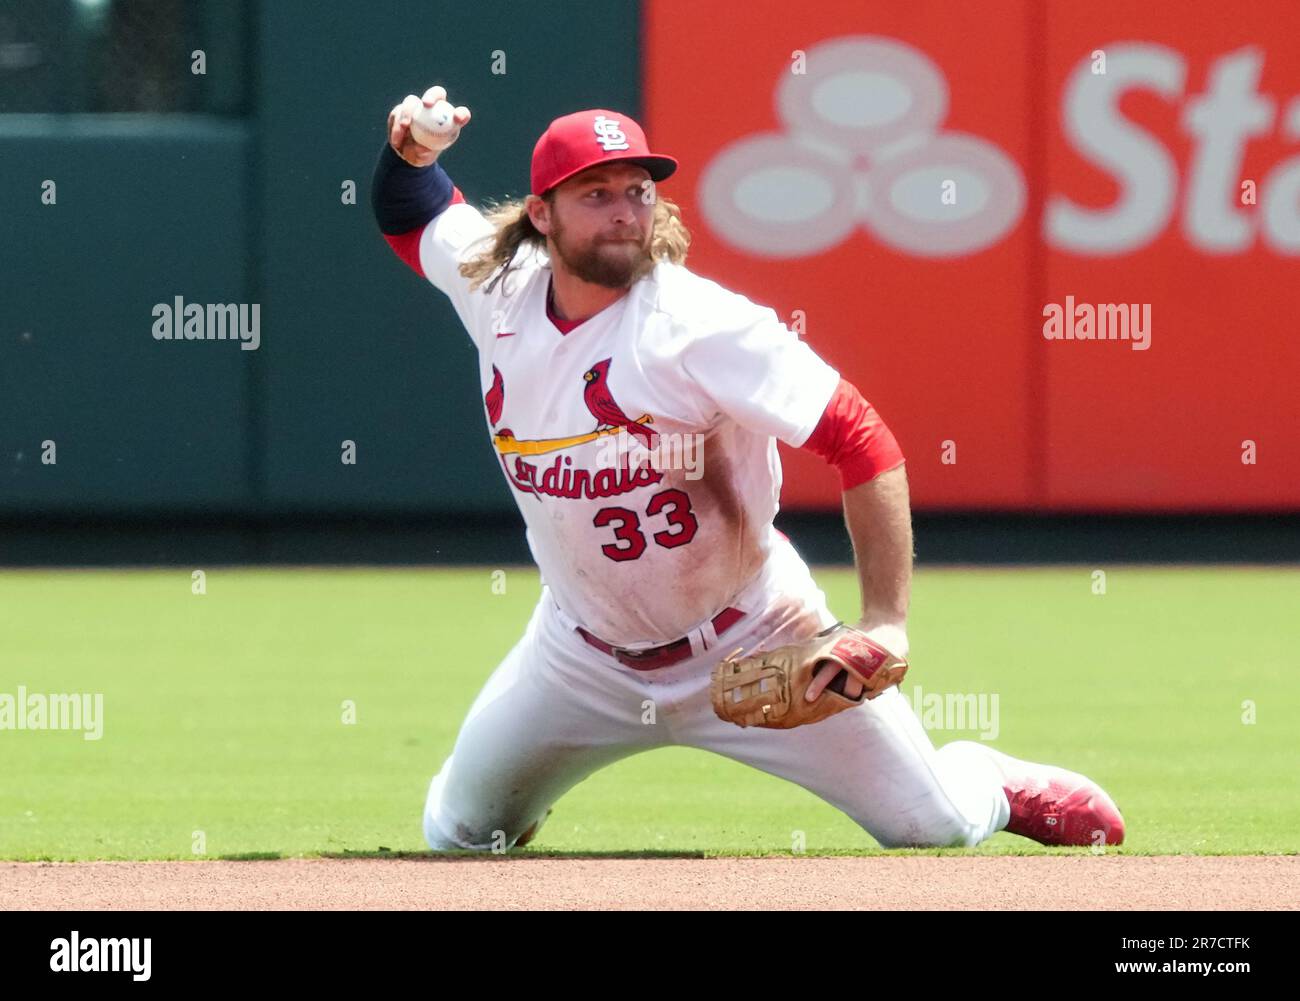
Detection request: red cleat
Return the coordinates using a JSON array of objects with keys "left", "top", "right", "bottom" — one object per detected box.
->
[{"left": 989, "top": 749, "right": 1126, "bottom": 848}]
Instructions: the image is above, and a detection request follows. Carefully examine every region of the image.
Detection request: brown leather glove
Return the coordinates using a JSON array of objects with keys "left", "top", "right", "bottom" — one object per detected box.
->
[{"left": 710, "top": 622, "right": 909, "bottom": 729}]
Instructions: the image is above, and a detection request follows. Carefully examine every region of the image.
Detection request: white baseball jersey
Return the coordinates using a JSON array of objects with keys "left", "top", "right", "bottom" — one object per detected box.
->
[{"left": 417, "top": 202, "right": 841, "bottom": 647}]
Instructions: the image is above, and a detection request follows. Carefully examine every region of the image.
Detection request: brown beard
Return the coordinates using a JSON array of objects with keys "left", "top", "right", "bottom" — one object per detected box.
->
[{"left": 549, "top": 210, "right": 656, "bottom": 288}]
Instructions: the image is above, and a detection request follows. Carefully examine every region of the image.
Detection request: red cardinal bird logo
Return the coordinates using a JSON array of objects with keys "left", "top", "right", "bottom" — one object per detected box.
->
[
  {"left": 484, "top": 364, "right": 504, "bottom": 426},
  {"left": 582, "top": 358, "right": 657, "bottom": 448}
]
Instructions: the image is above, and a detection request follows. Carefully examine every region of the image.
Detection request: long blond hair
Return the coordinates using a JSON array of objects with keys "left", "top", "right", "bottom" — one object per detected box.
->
[{"left": 459, "top": 193, "right": 692, "bottom": 294}]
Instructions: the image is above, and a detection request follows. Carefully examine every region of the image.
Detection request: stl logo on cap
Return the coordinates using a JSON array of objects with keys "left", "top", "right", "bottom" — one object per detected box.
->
[
  {"left": 593, "top": 115, "right": 630, "bottom": 151},
  {"left": 530, "top": 108, "right": 677, "bottom": 195}
]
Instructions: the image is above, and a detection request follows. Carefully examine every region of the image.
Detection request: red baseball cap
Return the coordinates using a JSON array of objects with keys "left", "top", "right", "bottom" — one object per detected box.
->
[{"left": 530, "top": 109, "right": 678, "bottom": 196}]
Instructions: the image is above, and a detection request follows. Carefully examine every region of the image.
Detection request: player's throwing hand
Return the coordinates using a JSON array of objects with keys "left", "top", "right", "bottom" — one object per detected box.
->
[{"left": 387, "top": 85, "right": 471, "bottom": 167}]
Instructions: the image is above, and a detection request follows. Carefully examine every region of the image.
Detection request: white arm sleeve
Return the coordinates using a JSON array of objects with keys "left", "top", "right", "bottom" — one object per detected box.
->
[{"left": 416, "top": 202, "right": 501, "bottom": 351}]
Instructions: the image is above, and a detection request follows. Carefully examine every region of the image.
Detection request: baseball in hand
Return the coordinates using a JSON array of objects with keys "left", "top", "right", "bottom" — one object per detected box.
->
[{"left": 409, "top": 100, "right": 458, "bottom": 149}]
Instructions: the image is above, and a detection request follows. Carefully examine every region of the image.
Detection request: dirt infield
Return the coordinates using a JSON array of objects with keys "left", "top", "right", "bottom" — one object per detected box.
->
[{"left": 2, "top": 855, "right": 1296, "bottom": 910}]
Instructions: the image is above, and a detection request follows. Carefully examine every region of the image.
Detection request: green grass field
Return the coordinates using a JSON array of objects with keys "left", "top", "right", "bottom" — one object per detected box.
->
[{"left": 1, "top": 566, "right": 1296, "bottom": 860}]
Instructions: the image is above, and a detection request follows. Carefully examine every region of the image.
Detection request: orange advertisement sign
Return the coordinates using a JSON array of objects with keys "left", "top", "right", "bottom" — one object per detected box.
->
[{"left": 644, "top": 0, "right": 1300, "bottom": 511}]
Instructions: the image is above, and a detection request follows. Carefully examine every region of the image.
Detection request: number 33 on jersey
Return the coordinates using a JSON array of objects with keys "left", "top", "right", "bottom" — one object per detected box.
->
[{"left": 417, "top": 198, "right": 840, "bottom": 648}]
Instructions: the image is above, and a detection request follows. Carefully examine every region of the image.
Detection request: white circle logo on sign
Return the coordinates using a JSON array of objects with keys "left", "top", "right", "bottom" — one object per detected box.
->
[{"left": 698, "top": 36, "right": 1026, "bottom": 258}]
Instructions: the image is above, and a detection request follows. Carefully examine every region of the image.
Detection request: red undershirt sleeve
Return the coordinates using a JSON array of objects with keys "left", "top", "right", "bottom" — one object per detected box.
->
[
  {"left": 799, "top": 377, "right": 906, "bottom": 491},
  {"left": 380, "top": 188, "right": 467, "bottom": 277}
]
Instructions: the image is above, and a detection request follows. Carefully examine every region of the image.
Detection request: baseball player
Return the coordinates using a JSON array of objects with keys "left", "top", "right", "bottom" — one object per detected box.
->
[{"left": 371, "top": 86, "right": 1126, "bottom": 852}]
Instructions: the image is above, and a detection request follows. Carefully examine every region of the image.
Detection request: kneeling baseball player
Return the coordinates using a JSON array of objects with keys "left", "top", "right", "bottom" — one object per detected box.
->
[{"left": 371, "top": 86, "right": 1126, "bottom": 852}]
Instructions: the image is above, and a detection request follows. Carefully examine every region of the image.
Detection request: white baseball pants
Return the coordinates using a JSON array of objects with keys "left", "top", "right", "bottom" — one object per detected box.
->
[{"left": 423, "top": 543, "right": 1011, "bottom": 851}]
